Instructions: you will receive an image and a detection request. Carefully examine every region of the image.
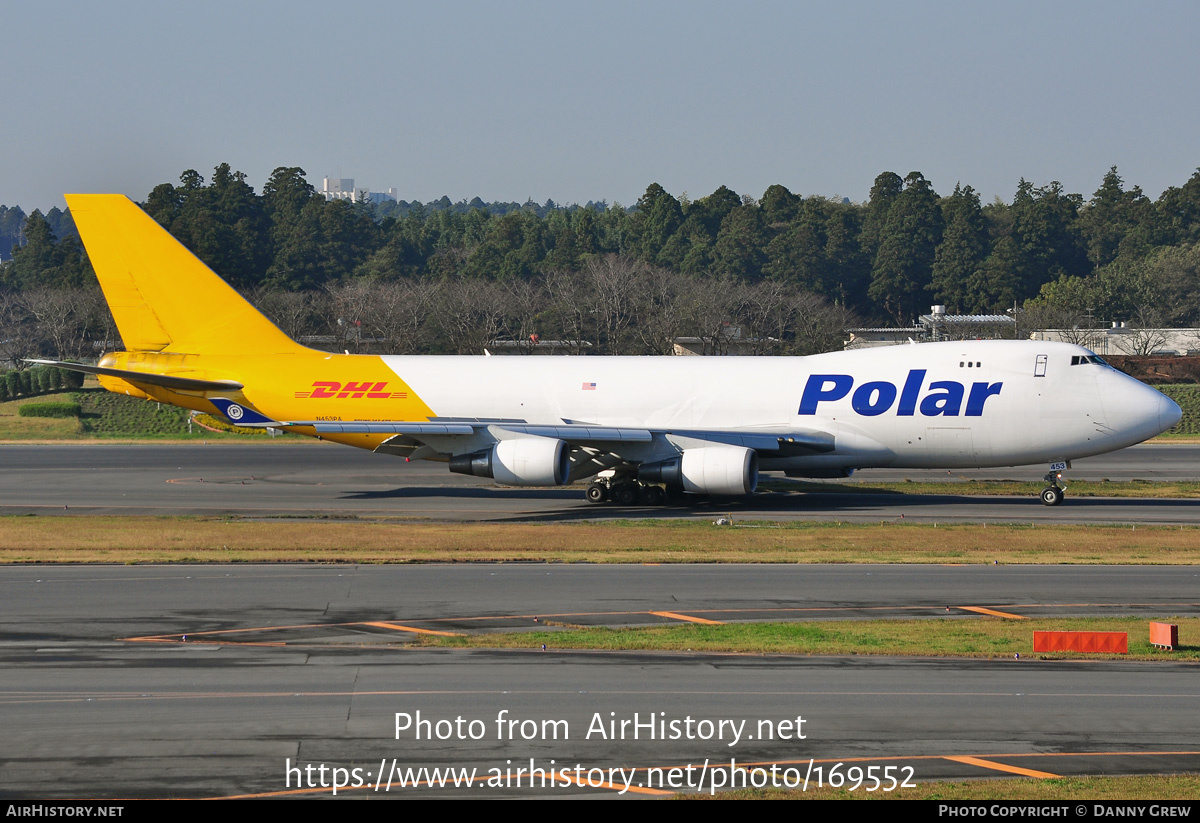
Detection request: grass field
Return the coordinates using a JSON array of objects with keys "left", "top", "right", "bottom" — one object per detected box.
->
[
  {"left": 419, "top": 616, "right": 1200, "bottom": 661},
  {"left": 0, "top": 384, "right": 287, "bottom": 440},
  {"left": 0, "top": 388, "right": 216, "bottom": 440},
  {"left": 4, "top": 516, "right": 1200, "bottom": 564}
]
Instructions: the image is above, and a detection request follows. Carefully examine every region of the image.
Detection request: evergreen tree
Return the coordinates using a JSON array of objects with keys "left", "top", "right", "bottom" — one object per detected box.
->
[
  {"left": 0, "top": 205, "right": 27, "bottom": 261},
  {"left": 712, "top": 205, "right": 767, "bottom": 280},
  {"left": 931, "top": 185, "right": 987, "bottom": 311},
  {"left": 860, "top": 171, "right": 903, "bottom": 264},
  {"left": 1155, "top": 169, "right": 1200, "bottom": 247},
  {"left": 636, "top": 184, "right": 683, "bottom": 260},
  {"left": 823, "top": 205, "right": 870, "bottom": 311},
  {"left": 1011, "top": 180, "right": 1087, "bottom": 299},
  {"left": 1077, "top": 166, "right": 1150, "bottom": 268},
  {"left": 2, "top": 210, "right": 88, "bottom": 289},
  {"left": 868, "top": 173, "right": 943, "bottom": 322},
  {"left": 967, "top": 235, "right": 1021, "bottom": 312},
  {"left": 759, "top": 184, "right": 800, "bottom": 224}
]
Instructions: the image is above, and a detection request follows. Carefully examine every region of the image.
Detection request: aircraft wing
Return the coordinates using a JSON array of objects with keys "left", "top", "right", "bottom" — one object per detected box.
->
[{"left": 292, "top": 418, "right": 835, "bottom": 455}]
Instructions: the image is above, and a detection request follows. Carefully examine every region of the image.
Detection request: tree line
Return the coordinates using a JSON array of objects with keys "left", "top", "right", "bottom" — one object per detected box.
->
[{"left": 1, "top": 163, "right": 1199, "bottom": 364}]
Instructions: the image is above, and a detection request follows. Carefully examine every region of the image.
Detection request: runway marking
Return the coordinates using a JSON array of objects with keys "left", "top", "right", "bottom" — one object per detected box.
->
[
  {"left": 363, "top": 621, "right": 463, "bottom": 637},
  {"left": 434, "top": 602, "right": 1200, "bottom": 622},
  {"left": 117, "top": 599, "right": 1200, "bottom": 647},
  {"left": 124, "top": 618, "right": 462, "bottom": 644},
  {"left": 7, "top": 684, "right": 1200, "bottom": 707},
  {"left": 959, "top": 606, "right": 1027, "bottom": 619},
  {"left": 363, "top": 604, "right": 1008, "bottom": 625},
  {"left": 944, "top": 755, "right": 1059, "bottom": 778},
  {"left": 207, "top": 749, "right": 1200, "bottom": 799},
  {"left": 213, "top": 767, "right": 673, "bottom": 799},
  {"left": 556, "top": 774, "right": 673, "bottom": 796},
  {"left": 649, "top": 611, "right": 723, "bottom": 625}
]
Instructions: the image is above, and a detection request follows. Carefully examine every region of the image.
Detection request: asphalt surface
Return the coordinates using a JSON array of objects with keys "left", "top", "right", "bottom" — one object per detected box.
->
[
  {"left": 3, "top": 444, "right": 1200, "bottom": 798},
  {"left": 1, "top": 564, "right": 1199, "bottom": 799},
  {"left": 1, "top": 442, "right": 1199, "bottom": 524}
]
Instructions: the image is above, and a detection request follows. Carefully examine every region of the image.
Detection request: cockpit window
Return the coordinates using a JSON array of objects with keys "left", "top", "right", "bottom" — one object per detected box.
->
[{"left": 1071, "top": 355, "right": 1107, "bottom": 366}]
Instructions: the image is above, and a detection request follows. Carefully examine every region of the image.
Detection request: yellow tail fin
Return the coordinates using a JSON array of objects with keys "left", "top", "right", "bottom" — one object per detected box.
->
[{"left": 66, "top": 194, "right": 304, "bottom": 355}]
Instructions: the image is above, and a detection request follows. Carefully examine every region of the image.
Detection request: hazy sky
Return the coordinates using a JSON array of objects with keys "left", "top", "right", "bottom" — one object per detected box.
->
[{"left": 3, "top": 1, "right": 1198, "bottom": 212}]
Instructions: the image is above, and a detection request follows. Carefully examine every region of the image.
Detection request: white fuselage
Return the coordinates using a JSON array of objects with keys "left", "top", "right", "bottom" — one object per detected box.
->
[{"left": 381, "top": 340, "right": 1181, "bottom": 474}]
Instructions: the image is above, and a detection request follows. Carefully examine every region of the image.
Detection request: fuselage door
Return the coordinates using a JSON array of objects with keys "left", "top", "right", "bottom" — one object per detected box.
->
[{"left": 1034, "top": 354, "right": 1048, "bottom": 377}]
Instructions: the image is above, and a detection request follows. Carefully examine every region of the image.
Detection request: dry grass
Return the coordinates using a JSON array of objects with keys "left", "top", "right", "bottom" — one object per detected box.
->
[
  {"left": 0, "top": 399, "right": 83, "bottom": 439},
  {"left": 775, "top": 478, "right": 1200, "bottom": 498},
  {"left": 3, "top": 517, "right": 1200, "bottom": 565}
]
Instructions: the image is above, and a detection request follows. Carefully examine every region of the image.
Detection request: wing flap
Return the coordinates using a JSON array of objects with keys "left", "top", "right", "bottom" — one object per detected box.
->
[{"left": 669, "top": 429, "right": 835, "bottom": 454}]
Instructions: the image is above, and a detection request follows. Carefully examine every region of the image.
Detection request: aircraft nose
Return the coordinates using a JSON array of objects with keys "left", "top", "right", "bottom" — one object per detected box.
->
[
  {"left": 1159, "top": 392, "right": 1182, "bottom": 432},
  {"left": 1100, "top": 371, "right": 1182, "bottom": 444}
]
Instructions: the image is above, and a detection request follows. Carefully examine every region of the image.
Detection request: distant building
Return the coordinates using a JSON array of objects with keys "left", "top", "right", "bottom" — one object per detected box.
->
[
  {"left": 845, "top": 306, "right": 1015, "bottom": 349},
  {"left": 321, "top": 178, "right": 397, "bottom": 204},
  {"left": 321, "top": 177, "right": 355, "bottom": 201},
  {"left": 487, "top": 337, "right": 593, "bottom": 355},
  {"left": 843, "top": 305, "right": 1199, "bottom": 357},
  {"left": 1030, "top": 325, "right": 1200, "bottom": 357}
]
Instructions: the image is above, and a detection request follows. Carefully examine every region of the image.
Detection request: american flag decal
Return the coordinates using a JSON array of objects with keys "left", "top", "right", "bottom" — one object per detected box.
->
[{"left": 582, "top": 382, "right": 597, "bottom": 391}]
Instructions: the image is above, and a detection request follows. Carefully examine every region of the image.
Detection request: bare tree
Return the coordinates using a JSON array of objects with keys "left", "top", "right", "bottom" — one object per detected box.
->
[
  {"left": 542, "top": 267, "right": 594, "bottom": 354},
  {"left": 1022, "top": 304, "right": 1104, "bottom": 349},
  {"left": 251, "top": 288, "right": 324, "bottom": 342},
  {"left": 77, "top": 286, "right": 119, "bottom": 354},
  {"left": 23, "top": 287, "right": 96, "bottom": 360},
  {"left": 735, "top": 280, "right": 793, "bottom": 355},
  {"left": 0, "top": 291, "right": 37, "bottom": 368},
  {"left": 788, "top": 291, "right": 860, "bottom": 355},
  {"left": 1119, "top": 306, "right": 1173, "bottom": 356},
  {"left": 500, "top": 277, "right": 548, "bottom": 353},
  {"left": 582, "top": 255, "right": 642, "bottom": 355},
  {"left": 630, "top": 265, "right": 692, "bottom": 355},
  {"left": 363, "top": 280, "right": 436, "bottom": 355},
  {"left": 427, "top": 277, "right": 508, "bottom": 354},
  {"left": 687, "top": 275, "right": 747, "bottom": 356}
]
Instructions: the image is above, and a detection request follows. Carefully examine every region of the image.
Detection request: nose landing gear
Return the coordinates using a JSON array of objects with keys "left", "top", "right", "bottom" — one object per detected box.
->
[{"left": 1040, "top": 462, "right": 1069, "bottom": 506}]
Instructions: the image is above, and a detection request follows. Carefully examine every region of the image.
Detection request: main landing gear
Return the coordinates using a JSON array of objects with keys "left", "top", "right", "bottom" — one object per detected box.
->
[
  {"left": 585, "top": 478, "right": 671, "bottom": 506},
  {"left": 1040, "top": 463, "right": 1068, "bottom": 506}
]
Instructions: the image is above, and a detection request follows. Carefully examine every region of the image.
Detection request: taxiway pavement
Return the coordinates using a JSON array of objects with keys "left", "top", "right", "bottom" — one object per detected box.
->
[
  {"left": 1, "top": 564, "right": 1198, "bottom": 798},
  {"left": 1, "top": 442, "right": 1198, "bottom": 524}
]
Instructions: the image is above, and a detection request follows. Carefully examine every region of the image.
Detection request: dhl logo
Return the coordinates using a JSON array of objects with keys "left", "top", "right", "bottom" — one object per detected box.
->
[{"left": 294, "top": 381, "right": 408, "bottom": 399}]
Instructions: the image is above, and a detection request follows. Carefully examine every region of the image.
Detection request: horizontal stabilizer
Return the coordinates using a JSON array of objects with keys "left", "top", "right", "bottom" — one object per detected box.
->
[{"left": 25, "top": 359, "right": 244, "bottom": 392}]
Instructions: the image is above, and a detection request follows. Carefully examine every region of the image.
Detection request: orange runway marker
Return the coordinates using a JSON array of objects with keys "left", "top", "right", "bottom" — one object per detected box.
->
[
  {"left": 649, "top": 611, "right": 724, "bottom": 625},
  {"left": 363, "top": 621, "right": 463, "bottom": 637},
  {"left": 943, "top": 755, "right": 1060, "bottom": 778},
  {"left": 960, "top": 606, "right": 1027, "bottom": 619}
]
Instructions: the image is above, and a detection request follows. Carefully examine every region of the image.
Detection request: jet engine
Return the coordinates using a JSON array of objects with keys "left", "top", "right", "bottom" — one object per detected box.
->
[
  {"left": 449, "top": 436, "right": 570, "bottom": 486},
  {"left": 639, "top": 445, "right": 758, "bottom": 495}
]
